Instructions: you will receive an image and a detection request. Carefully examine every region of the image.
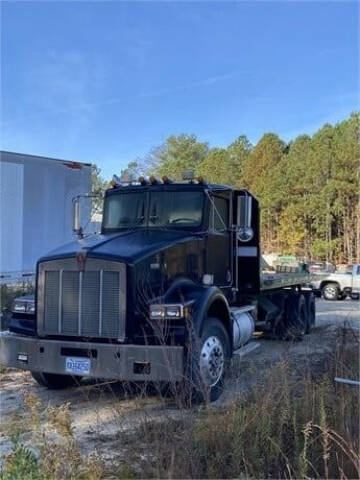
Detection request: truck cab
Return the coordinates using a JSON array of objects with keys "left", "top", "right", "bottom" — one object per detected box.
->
[{"left": 1, "top": 177, "right": 315, "bottom": 402}]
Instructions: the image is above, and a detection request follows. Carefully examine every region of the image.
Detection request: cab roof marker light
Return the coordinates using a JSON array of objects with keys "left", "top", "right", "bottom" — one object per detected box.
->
[
  {"left": 149, "top": 175, "right": 161, "bottom": 185},
  {"left": 110, "top": 174, "right": 121, "bottom": 188},
  {"left": 162, "top": 175, "right": 173, "bottom": 184},
  {"left": 138, "top": 176, "right": 149, "bottom": 186}
]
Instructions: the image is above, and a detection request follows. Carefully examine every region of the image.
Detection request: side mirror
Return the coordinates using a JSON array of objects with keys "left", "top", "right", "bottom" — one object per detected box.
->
[
  {"left": 73, "top": 197, "right": 83, "bottom": 237},
  {"left": 237, "top": 195, "right": 254, "bottom": 242}
]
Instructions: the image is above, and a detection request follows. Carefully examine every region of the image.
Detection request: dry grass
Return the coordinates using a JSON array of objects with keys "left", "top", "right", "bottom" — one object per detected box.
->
[
  {"left": 115, "top": 327, "right": 360, "bottom": 479},
  {"left": 45, "top": 402, "right": 74, "bottom": 437},
  {"left": 1, "top": 326, "right": 358, "bottom": 479}
]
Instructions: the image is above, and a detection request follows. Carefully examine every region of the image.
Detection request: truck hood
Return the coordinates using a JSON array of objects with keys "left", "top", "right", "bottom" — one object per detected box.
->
[{"left": 39, "top": 229, "right": 200, "bottom": 265}]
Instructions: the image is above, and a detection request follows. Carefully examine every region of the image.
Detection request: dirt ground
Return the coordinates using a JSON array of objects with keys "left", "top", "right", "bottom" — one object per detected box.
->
[{"left": 0, "top": 298, "right": 359, "bottom": 466}]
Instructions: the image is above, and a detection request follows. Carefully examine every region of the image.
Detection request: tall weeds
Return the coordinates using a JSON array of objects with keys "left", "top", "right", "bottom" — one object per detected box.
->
[
  {"left": 120, "top": 327, "right": 359, "bottom": 479},
  {"left": 1, "top": 326, "right": 358, "bottom": 479}
]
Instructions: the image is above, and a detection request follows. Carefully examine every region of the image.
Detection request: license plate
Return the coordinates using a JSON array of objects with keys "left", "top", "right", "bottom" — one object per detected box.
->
[{"left": 65, "top": 357, "right": 91, "bottom": 375}]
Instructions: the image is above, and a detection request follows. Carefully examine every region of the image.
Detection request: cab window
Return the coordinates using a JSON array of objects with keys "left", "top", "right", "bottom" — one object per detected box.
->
[{"left": 212, "top": 196, "right": 229, "bottom": 231}]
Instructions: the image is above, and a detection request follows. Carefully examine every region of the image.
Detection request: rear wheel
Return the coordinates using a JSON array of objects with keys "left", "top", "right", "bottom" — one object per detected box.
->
[
  {"left": 31, "top": 372, "right": 82, "bottom": 389},
  {"left": 306, "top": 292, "right": 315, "bottom": 333},
  {"left": 284, "top": 293, "right": 307, "bottom": 340},
  {"left": 322, "top": 283, "right": 340, "bottom": 301}
]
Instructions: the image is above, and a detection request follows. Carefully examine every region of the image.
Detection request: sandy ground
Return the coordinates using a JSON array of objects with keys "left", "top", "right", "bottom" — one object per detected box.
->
[{"left": 0, "top": 298, "right": 359, "bottom": 465}]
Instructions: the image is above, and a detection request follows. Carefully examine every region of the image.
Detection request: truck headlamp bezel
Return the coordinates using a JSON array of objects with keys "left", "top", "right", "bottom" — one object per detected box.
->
[
  {"left": 12, "top": 299, "right": 35, "bottom": 315},
  {"left": 150, "top": 304, "right": 184, "bottom": 320}
]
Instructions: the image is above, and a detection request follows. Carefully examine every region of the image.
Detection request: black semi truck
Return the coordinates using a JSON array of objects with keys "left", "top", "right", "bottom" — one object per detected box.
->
[{"left": 0, "top": 176, "right": 316, "bottom": 401}]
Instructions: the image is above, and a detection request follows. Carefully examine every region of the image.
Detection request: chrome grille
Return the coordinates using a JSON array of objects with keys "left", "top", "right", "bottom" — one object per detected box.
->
[{"left": 38, "top": 258, "right": 126, "bottom": 339}]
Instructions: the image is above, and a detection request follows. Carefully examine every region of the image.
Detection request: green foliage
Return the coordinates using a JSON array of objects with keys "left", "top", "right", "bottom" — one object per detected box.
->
[
  {"left": 151, "top": 134, "right": 209, "bottom": 180},
  {"left": 91, "top": 164, "right": 109, "bottom": 215},
  {"left": 110, "top": 112, "right": 359, "bottom": 263},
  {"left": 0, "top": 437, "right": 43, "bottom": 480},
  {"left": 197, "top": 135, "right": 252, "bottom": 186}
]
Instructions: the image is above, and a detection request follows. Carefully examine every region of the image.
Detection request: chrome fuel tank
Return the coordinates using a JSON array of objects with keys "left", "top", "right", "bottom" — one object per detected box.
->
[{"left": 231, "top": 306, "right": 255, "bottom": 350}]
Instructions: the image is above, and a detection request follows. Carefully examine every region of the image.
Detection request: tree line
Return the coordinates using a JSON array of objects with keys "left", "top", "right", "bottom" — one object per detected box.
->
[{"left": 96, "top": 112, "right": 359, "bottom": 264}]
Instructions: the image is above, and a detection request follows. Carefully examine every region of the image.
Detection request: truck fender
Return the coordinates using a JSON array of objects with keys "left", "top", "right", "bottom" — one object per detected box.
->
[
  {"left": 160, "top": 278, "right": 233, "bottom": 349},
  {"left": 191, "top": 287, "right": 231, "bottom": 339}
]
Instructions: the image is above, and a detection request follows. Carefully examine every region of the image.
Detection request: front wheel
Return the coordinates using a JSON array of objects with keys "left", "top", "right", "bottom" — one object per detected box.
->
[
  {"left": 322, "top": 283, "right": 340, "bottom": 301},
  {"left": 187, "top": 317, "right": 231, "bottom": 404},
  {"left": 31, "top": 372, "right": 82, "bottom": 389}
]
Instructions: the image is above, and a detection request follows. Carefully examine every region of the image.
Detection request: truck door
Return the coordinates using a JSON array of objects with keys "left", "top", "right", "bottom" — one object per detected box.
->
[
  {"left": 207, "top": 193, "right": 231, "bottom": 287},
  {"left": 352, "top": 265, "right": 360, "bottom": 293}
]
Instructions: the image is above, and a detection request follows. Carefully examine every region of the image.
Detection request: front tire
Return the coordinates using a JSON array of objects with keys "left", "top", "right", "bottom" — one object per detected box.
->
[
  {"left": 322, "top": 283, "right": 340, "bottom": 301},
  {"left": 187, "top": 317, "right": 231, "bottom": 403},
  {"left": 31, "top": 372, "right": 82, "bottom": 389}
]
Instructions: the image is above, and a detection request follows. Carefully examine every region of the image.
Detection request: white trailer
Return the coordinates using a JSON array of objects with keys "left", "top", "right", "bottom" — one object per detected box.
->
[{"left": 0, "top": 151, "right": 92, "bottom": 284}]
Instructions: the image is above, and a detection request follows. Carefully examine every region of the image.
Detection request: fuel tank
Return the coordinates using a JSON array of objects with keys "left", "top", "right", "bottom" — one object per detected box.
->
[{"left": 231, "top": 306, "right": 255, "bottom": 350}]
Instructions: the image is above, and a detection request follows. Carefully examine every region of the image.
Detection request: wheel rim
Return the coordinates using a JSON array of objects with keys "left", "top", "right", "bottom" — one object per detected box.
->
[
  {"left": 325, "top": 286, "right": 336, "bottom": 299},
  {"left": 199, "top": 336, "right": 225, "bottom": 387}
]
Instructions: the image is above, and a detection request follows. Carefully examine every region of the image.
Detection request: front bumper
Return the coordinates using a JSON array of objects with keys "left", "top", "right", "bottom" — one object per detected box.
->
[{"left": 0, "top": 331, "right": 184, "bottom": 382}]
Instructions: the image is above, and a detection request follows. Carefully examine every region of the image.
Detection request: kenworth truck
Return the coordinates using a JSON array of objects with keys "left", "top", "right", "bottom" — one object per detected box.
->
[{"left": 0, "top": 177, "right": 317, "bottom": 402}]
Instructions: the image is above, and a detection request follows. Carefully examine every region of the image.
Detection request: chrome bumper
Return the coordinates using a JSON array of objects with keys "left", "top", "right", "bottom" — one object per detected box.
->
[{"left": 0, "top": 331, "right": 184, "bottom": 382}]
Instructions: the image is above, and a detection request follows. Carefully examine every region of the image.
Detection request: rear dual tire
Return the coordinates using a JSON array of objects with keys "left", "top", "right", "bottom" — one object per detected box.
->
[
  {"left": 285, "top": 293, "right": 307, "bottom": 340},
  {"left": 306, "top": 292, "right": 316, "bottom": 333}
]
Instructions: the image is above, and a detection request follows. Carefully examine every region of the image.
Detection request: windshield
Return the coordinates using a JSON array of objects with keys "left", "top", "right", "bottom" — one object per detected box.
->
[{"left": 102, "top": 190, "right": 204, "bottom": 231}]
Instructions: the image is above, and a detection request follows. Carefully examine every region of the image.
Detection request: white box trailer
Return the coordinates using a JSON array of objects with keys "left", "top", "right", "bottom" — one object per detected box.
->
[{"left": 0, "top": 151, "right": 92, "bottom": 284}]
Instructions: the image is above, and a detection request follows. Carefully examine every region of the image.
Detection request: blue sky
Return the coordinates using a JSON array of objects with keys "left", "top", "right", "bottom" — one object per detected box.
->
[{"left": 1, "top": 0, "right": 359, "bottom": 180}]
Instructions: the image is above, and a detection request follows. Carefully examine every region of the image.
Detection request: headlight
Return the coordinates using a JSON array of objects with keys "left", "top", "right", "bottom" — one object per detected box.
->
[
  {"left": 13, "top": 301, "right": 26, "bottom": 313},
  {"left": 12, "top": 299, "right": 35, "bottom": 314},
  {"left": 150, "top": 306, "right": 165, "bottom": 319},
  {"left": 26, "top": 302, "right": 35, "bottom": 314},
  {"left": 150, "top": 304, "right": 184, "bottom": 320},
  {"left": 165, "top": 306, "right": 183, "bottom": 318}
]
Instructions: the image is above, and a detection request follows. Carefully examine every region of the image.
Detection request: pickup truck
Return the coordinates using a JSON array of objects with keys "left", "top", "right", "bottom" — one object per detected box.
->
[{"left": 310, "top": 264, "right": 360, "bottom": 301}]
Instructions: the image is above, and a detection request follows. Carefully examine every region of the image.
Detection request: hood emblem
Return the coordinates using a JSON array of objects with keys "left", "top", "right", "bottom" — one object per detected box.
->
[{"left": 76, "top": 251, "right": 87, "bottom": 271}]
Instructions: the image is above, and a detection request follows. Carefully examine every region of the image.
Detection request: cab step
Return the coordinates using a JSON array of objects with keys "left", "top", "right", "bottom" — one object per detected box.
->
[{"left": 233, "top": 341, "right": 261, "bottom": 357}]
